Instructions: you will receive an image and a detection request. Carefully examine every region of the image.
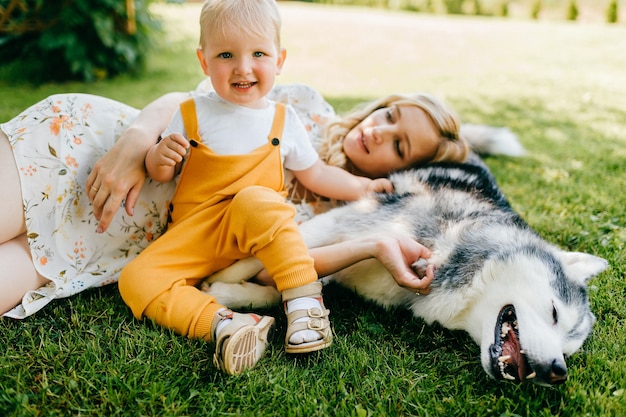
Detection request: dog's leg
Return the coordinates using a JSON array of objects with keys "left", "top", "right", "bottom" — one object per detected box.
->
[
  {"left": 201, "top": 281, "right": 281, "bottom": 309},
  {"left": 199, "top": 258, "right": 272, "bottom": 309},
  {"left": 203, "top": 257, "right": 264, "bottom": 284}
]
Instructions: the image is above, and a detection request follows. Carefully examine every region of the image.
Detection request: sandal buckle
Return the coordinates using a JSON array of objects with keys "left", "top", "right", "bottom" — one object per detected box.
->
[
  {"left": 216, "top": 309, "right": 234, "bottom": 321},
  {"left": 307, "top": 318, "right": 328, "bottom": 331}
]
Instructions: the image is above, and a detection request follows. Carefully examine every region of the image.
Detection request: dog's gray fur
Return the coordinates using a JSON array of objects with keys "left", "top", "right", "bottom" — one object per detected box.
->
[{"left": 202, "top": 158, "right": 608, "bottom": 385}]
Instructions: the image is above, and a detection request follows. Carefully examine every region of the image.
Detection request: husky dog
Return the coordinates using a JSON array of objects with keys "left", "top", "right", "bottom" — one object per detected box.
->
[{"left": 202, "top": 158, "right": 608, "bottom": 386}]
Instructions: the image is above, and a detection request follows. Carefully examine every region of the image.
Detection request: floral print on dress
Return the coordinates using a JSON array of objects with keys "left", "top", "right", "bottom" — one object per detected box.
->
[
  {"left": 1, "top": 84, "right": 338, "bottom": 318},
  {"left": 2, "top": 94, "right": 176, "bottom": 318}
]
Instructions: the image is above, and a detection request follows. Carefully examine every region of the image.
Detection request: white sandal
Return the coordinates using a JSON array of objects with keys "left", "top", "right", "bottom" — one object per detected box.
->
[
  {"left": 282, "top": 282, "right": 333, "bottom": 354},
  {"left": 212, "top": 309, "right": 275, "bottom": 375}
]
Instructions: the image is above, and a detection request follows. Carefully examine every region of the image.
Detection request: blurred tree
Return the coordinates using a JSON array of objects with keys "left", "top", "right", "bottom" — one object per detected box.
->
[
  {"left": 606, "top": 0, "right": 618, "bottom": 23},
  {"left": 531, "top": 0, "right": 541, "bottom": 19},
  {"left": 0, "top": 0, "right": 162, "bottom": 82},
  {"left": 566, "top": 0, "right": 578, "bottom": 20},
  {"left": 471, "top": 0, "right": 482, "bottom": 15},
  {"left": 499, "top": 0, "right": 508, "bottom": 17},
  {"left": 443, "top": 0, "right": 463, "bottom": 14}
]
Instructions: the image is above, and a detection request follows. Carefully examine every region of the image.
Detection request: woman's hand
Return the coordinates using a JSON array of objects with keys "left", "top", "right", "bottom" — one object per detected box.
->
[
  {"left": 86, "top": 127, "right": 149, "bottom": 233},
  {"left": 254, "top": 233, "right": 434, "bottom": 294},
  {"left": 86, "top": 92, "right": 189, "bottom": 233},
  {"left": 369, "top": 234, "right": 434, "bottom": 294}
]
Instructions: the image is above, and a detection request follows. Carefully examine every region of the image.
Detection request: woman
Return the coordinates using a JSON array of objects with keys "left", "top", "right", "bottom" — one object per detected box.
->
[{"left": 0, "top": 83, "right": 479, "bottom": 318}]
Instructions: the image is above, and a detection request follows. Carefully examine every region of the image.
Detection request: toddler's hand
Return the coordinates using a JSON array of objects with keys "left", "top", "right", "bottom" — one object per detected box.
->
[
  {"left": 154, "top": 133, "right": 189, "bottom": 167},
  {"left": 367, "top": 178, "right": 394, "bottom": 194}
]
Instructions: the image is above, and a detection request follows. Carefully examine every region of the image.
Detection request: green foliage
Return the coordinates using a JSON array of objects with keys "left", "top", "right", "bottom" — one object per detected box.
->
[
  {"left": 443, "top": 0, "right": 464, "bottom": 14},
  {"left": 499, "top": 0, "right": 509, "bottom": 16},
  {"left": 472, "top": 0, "right": 483, "bottom": 15},
  {"left": 531, "top": 0, "right": 541, "bottom": 19},
  {"left": 0, "top": 0, "right": 162, "bottom": 83},
  {"left": 566, "top": 0, "right": 579, "bottom": 20},
  {"left": 607, "top": 0, "right": 618, "bottom": 23},
  {"left": 303, "top": 0, "right": 618, "bottom": 22}
]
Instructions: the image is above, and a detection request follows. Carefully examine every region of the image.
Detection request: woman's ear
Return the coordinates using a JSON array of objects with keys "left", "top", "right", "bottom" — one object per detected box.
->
[
  {"left": 196, "top": 48, "right": 210, "bottom": 76},
  {"left": 275, "top": 48, "right": 287, "bottom": 75}
]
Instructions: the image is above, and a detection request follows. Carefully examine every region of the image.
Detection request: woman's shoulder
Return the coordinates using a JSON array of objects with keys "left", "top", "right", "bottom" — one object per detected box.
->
[
  {"left": 270, "top": 84, "right": 336, "bottom": 146},
  {"left": 270, "top": 83, "right": 331, "bottom": 111}
]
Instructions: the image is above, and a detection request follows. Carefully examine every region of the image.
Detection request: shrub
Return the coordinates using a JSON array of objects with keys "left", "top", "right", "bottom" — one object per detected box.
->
[
  {"left": 471, "top": 0, "right": 483, "bottom": 16},
  {"left": 566, "top": 0, "right": 579, "bottom": 21},
  {"left": 606, "top": 0, "right": 618, "bottom": 23},
  {"left": 531, "top": 0, "right": 541, "bottom": 19},
  {"left": 0, "top": 0, "right": 162, "bottom": 82},
  {"left": 443, "top": 0, "right": 464, "bottom": 14},
  {"left": 499, "top": 0, "right": 508, "bottom": 17}
]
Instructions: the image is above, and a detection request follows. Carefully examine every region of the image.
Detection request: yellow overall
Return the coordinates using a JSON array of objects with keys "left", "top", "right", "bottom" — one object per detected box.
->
[{"left": 119, "top": 99, "right": 318, "bottom": 341}]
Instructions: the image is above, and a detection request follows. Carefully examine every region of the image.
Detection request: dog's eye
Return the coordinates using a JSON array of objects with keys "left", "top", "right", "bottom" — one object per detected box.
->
[{"left": 552, "top": 304, "right": 558, "bottom": 325}]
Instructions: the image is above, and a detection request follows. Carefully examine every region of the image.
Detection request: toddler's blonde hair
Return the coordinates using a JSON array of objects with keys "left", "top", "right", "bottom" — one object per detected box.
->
[{"left": 199, "top": 0, "right": 281, "bottom": 49}]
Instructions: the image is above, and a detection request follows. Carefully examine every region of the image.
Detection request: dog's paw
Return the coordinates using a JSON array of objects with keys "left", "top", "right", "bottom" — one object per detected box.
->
[
  {"left": 412, "top": 258, "right": 432, "bottom": 278},
  {"left": 201, "top": 281, "right": 280, "bottom": 309}
]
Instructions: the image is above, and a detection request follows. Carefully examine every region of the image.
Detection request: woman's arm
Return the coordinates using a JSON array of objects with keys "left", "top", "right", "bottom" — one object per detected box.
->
[
  {"left": 316, "top": 235, "right": 433, "bottom": 290},
  {"left": 86, "top": 92, "right": 189, "bottom": 233},
  {"left": 255, "top": 234, "right": 434, "bottom": 293}
]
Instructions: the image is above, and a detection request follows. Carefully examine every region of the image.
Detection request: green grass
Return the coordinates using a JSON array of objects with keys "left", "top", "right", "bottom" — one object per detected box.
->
[{"left": 1, "top": 2, "right": 625, "bottom": 416}]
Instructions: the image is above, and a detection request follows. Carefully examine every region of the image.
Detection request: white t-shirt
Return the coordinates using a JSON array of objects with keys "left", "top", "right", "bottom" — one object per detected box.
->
[{"left": 162, "top": 91, "right": 319, "bottom": 171}]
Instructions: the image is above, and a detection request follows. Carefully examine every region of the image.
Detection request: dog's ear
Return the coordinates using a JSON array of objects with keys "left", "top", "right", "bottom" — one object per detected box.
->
[{"left": 556, "top": 251, "right": 609, "bottom": 284}]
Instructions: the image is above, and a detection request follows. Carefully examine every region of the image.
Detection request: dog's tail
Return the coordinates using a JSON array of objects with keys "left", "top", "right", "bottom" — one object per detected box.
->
[{"left": 460, "top": 124, "right": 525, "bottom": 157}]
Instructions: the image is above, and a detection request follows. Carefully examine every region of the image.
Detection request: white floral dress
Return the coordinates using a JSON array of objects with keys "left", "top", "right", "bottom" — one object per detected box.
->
[{"left": 1, "top": 84, "right": 336, "bottom": 318}]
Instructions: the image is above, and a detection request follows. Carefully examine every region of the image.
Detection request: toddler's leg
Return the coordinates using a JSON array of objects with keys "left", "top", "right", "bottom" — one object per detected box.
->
[
  {"left": 227, "top": 187, "right": 333, "bottom": 353},
  {"left": 212, "top": 309, "right": 275, "bottom": 375},
  {"left": 119, "top": 228, "right": 275, "bottom": 375},
  {"left": 282, "top": 281, "right": 332, "bottom": 353}
]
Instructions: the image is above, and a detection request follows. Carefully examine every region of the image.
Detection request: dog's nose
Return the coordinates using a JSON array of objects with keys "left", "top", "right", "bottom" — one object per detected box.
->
[{"left": 548, "top": 359, "right": 568, "bottom": 384}]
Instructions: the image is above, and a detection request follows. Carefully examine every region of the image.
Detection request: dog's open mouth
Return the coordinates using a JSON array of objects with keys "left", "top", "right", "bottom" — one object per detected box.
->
[{"left": 489, "top": 305, "right": 535, "bottom": 382}]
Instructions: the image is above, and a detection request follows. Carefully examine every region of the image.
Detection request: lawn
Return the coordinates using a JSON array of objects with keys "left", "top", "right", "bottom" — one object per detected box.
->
[{"left": 0, "top": 2, "right": 625, "bottom": 416}]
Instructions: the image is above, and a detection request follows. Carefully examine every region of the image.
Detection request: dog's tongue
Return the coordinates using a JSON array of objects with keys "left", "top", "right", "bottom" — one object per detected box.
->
[{"left": 502, "top": 327, "right": 527, "bottom": 381}]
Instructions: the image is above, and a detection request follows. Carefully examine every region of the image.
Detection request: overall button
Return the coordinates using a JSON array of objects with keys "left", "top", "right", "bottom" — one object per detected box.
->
[
  {"left": 190, "top": 140, "right": 199, "bottom": 147},
  {"left": 271, "top": 138, "right": 280, "bottom": 146}
]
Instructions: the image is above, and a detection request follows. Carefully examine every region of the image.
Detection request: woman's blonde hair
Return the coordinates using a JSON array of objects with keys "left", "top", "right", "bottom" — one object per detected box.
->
[
  {"left": 199, "top": 0, "right": 281, "bottom": 49},
  {"left": 318, "top": 93, "right": 469, "bottom": 174}
]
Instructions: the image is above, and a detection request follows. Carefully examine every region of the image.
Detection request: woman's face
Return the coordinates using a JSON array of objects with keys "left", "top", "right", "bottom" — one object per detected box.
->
[{"left": 343, "top": 105, "right": 440, "bottom": 177}]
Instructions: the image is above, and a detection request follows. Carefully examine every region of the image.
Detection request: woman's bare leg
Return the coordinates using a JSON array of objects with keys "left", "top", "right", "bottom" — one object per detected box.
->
[
  {"left": 0, "top": 130, "right": 49, "bottom": 314},
  {"left": 0, "top": 234, "right": 49, "bottom": 314},
  {"left": 0, "top": 130, "right": 27, "bottom": 242}
]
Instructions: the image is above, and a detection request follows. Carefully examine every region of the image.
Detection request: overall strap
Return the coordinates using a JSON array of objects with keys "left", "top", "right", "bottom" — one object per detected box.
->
[
  {"left": 180, "top": 98, "right": 200, "bottom": 142},
  {"left": 267, "top": 103, "right": 286, "bottom": 144}
]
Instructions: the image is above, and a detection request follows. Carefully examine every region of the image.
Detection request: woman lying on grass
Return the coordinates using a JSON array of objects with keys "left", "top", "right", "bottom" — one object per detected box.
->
[{"left": 0, "top": 82, "right": 519, "bottom": 319}]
